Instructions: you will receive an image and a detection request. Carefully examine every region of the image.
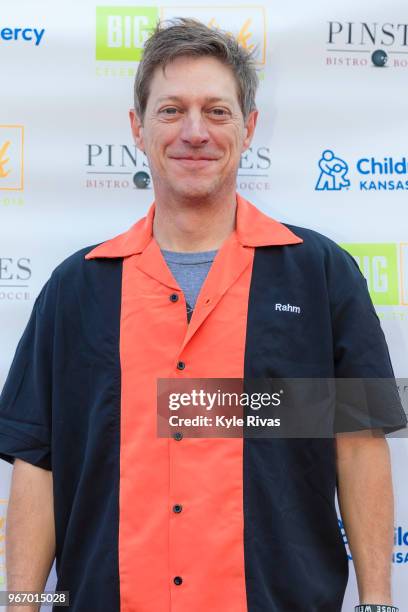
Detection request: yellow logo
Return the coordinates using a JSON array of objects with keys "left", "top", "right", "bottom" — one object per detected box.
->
[
  {"left": 401, "top": 244, "right": 408, "bottom": 306},
  {"left": 159, "top": 7, "right": 266, "bottom": 65},
  {"left": 0, "top": 126, "right": 24, "bottom": 191},
  {"left": 0, "top": 141, "right": 11, "bottom": 178},
  {"left": 208, "top": 17, "right": 255, "bottom": 53}
]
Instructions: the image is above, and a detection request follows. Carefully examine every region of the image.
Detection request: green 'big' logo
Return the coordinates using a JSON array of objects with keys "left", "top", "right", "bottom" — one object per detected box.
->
[
  {"left": 341, "top": 243, "right": 399, "bottom": 306},
  {"left": 96, "top": 7, "right": 159, "bottom": 61}
]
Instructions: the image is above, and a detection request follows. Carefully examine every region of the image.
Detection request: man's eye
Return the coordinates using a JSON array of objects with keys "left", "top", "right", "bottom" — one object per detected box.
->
[
  {"left": 160, "top": 107, "right": 179, "bottom": 115},
  {"left": 210, "top": 108, "right": 228, "bottom": 116}
]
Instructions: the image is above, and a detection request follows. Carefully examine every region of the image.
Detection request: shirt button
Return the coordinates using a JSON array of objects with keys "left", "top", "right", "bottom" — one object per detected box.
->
[
  {"left": 173, "top": 504, "right": 183, "bottom": 513},
  {"left": 173, "top": 432, "right": 183, "bottom": 441},
  {"left": 169, "top": 293, "right": 179, "bottom": 302},
  {"left": 177, "top": 361, "right": 185, "bottom": 370},
  {"left": 173, "top": 576, "right": 183, "bottom": 586}
]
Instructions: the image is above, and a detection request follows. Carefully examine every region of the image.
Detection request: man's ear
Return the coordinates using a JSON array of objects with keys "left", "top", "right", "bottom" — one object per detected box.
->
[
  {"left": 129, "top": 108, "right": 145, "bottom": 152},
  {"left": 242, "top": 109, "right": 259, "bottom": 152}
]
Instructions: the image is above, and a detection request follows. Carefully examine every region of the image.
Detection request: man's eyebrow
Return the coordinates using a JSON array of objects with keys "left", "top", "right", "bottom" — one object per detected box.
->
[{"left": 155, "top": 95, "right": 235, "bottom": 105}]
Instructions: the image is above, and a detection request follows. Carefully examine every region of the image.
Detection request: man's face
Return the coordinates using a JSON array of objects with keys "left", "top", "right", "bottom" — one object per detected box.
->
[{"left": 130, "top": 55, "right": 258, "bottom": 202}]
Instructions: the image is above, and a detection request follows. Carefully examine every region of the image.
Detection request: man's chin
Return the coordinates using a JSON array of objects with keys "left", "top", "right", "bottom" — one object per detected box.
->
[{"left": 170, "top": 180, "right": 219, "bottom": 201}]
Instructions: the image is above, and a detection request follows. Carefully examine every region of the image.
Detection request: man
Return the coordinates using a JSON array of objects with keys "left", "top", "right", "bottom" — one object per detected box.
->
[{"left": 0, "top": 18, "right": 406, "bottom": 612}]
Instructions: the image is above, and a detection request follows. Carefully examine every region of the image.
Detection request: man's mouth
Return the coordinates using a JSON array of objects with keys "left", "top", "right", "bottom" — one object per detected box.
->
[
  {"left": 170, "top": 156, "right": 219, "bottom": 161},
  {"left": 169, "top": 156, "right": 220, "bottom": 168}
]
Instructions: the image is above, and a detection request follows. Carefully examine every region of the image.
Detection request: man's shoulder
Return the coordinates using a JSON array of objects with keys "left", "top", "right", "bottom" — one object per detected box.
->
[
  {"left": 52, "top": 244, "right": 98, "bottom": 277},
  {"left": 44, "top": 243, "right": 122, "bottom": 301},
  {"left": 283, "top": 222, "right": 340, "bottom": 252},
  {"left": 282, "top": 222, "right": 358, "bottom": 266},
  {"left": 276, "top": 222, "right": 364, "bottom": 289}
]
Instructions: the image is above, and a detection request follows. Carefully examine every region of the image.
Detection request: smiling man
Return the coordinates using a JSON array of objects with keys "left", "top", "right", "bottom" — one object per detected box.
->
[
  {"left": 0, "top": 17, "right": 406, "bottom": 612},
  {"left": 131, "top": 53, "right": 252, "bottom": 210},
  {"left": 129, "top": 45, "right": 257, "bottom": 256}
]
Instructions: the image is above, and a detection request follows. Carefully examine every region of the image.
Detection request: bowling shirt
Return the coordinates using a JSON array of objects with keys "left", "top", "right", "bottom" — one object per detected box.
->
[{"left": 0, "top": 193, "right": 406, "bottom": 612}]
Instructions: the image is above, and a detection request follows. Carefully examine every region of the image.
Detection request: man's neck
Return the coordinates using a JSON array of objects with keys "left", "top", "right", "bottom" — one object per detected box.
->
[{"left": 152, "top": 194, "right": 237, "bottom": 253}]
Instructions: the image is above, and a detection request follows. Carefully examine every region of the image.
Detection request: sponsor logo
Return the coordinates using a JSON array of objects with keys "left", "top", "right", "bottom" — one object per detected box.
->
[
  {"left": 394, "top": 526, "right": 408, "bottom": 564},
  {"left": 0, "top": 195, "right": 24, "bottom": 207},
  {"left": 402, "top": 245, "right": 408, "bottom": 305},
  {"left": 160, "top": 6, "right": 266, "bottom": 65},
  {"left": 85, "top": 143, "right": 272, "bottom": 192},
  {"left": 236, "top": 145, "right": 272, "bottom": 192},
  {"left": 0, "top": 257, "right": 32, "bottom": 301},
  {"left": 315, "top": 150, "right": 408, "bottom": 191},
  {"left": 95, "top": 6, "right": 266, "bottom": 76},
  {"left": 0, "top": 27, "right": 45, "bottom": 46},
  {"left": 326, "top": 21, "right": 408, "bottom": 68},
  {"left": 340, "top": 243, "right": 408, "bottom": 307},
  {"left": 0, "top": 126, "right": 24, "bottom": 192},
  {"left": 85, "top": 143, "right": 151, "bottom": 190},
  {"left": 96, "top": 7, "right": 158, "bottom": 61},
  {"left": 315, "top": 150, "right": 350, "bottom": 191}
]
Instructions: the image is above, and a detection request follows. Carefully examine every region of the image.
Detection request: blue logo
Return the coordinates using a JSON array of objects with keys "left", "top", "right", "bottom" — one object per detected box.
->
[
  {"left": 0, "top": 27, "right": 45, "bottom": 46},
  {"left": 316, "top": 151, "right": 408, "bottom": 192},
  {"left": 315, "top": 150, "right": 350, "bottom": 191},
  {"left": 394, "top": 526, "right": 408, "bottom": 564}
]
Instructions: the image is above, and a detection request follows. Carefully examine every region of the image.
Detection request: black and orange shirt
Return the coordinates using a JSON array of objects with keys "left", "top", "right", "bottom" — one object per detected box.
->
[{"left": 0, "top": 194, "right": 406, "bottom": 612}]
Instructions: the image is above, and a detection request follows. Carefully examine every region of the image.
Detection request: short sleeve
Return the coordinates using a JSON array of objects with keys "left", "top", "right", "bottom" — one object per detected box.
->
[
  {"left": 0, "top": 277, "right": 56, "bottom": 470},
  {"left": 331, "top": 248, "right": 407, "bottom": 434}
]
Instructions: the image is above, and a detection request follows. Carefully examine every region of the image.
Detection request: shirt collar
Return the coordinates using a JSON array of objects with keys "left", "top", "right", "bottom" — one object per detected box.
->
[{"left": 85, "top": 192, "right": 302, "bottom": 260}]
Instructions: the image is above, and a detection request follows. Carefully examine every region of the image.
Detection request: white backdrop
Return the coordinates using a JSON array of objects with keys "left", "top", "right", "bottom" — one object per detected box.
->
[{"left": 1, "top": 1, "right": 407, "bottom": 610}]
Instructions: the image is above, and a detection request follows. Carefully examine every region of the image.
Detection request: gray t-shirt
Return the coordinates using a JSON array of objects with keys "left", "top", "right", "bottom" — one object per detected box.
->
[{"left": 161, "top": 249, "right": 218, "bottom": 322}]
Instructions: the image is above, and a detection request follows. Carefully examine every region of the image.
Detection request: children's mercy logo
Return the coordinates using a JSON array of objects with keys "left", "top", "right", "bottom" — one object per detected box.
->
[
  {"left": 315, "top": 150, "right": 350, "bottom": 191},
  {"left": 0, "top": 126, "right": 24, "bottom": 191},
  {"left": 0, "top": 27, "right": 45, "bottom": 46},
  {"left": 316, "top": 150, "right": 408, "bottom": 191},
  {"left": 394, "top": 526, "right": 408, "bottom": 564}
]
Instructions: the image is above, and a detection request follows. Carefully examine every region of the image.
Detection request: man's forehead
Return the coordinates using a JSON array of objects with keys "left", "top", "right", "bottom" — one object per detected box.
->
[
  {"left": 148, "top": 56, "right": 238, "bottom": 93},
  {"left": 154, "top": 94, "right": 237, "bottom": 105}
]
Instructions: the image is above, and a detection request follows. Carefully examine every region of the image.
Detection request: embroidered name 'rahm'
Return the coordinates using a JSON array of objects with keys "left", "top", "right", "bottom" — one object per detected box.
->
[{"left": 275, "top": 303, "right": 301, "bottom": 314}]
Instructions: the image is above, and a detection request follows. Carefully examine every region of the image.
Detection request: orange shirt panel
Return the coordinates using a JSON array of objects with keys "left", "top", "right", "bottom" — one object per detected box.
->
[{"left": 119, "top": 235, "right": 254, "bottom": 612}]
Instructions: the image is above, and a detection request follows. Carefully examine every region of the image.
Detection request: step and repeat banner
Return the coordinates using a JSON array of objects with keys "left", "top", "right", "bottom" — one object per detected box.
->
[{"left": 1, "top": 1, "right": 407, "bottom": 609}]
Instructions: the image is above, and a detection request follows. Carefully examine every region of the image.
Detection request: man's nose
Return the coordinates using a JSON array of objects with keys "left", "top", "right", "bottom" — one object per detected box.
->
[{"left": 179, "top": 111, "right": 210, "bottom": 146}]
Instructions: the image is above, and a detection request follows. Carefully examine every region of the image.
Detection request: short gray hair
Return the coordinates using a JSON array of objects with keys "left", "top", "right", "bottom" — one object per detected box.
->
[{"left": 134, "top": 17, "right": 259, "bottom": 122}]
